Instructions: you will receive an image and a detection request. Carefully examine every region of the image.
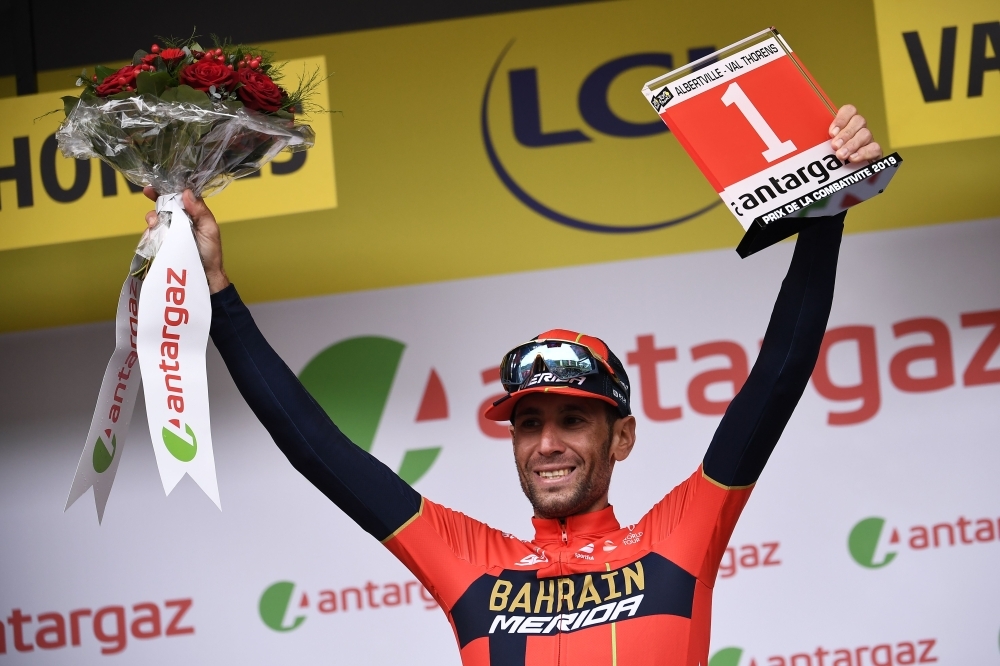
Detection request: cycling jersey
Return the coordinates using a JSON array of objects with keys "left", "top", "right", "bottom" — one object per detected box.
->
[{"left": 208, "top": 214, "right": 845, "bottom": 666}]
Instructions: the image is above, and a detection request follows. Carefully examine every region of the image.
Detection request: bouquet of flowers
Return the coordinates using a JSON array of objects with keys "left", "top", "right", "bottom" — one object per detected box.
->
[
  {"left": 58, "top": 36, "right": 318, "bottom": 200},
  {"left": 61, "top": 35, "right": 323, "bottom": 522}
]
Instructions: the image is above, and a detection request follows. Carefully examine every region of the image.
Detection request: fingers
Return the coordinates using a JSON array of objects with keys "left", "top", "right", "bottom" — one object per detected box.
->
[
  {"left": 181, "top": 189, "right": 217, "bottom": 228},
  {"left": 829, "top": 104, "right": 856, "bottom": 137},
  {"left": 852, "top": 142, "right": 883, "bottom": 162},
  {"left": 829, "top": 104, "right": 882, "bottom": 162},
  {"left": 839, "top": 126, "right": 873, "bottom": 162},
  {"left": 144, "top": 189, "right": 219, "bottom": 233},
  {"left": 832, "top": 114, "right": 866, "bottom": 158}
]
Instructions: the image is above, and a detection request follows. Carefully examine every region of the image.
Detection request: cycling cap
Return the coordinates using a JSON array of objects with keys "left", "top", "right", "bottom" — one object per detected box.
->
[{"left": 484, "top": 329, "right": 631, "bottom": 422}]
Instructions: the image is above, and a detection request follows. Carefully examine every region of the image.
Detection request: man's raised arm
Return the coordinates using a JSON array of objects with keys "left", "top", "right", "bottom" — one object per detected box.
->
[
  {"left": 143, "top": 190, "right": 422, "bottom": 541},
  {"left": 700, "top": 105, "right": 881, "bottom": 488}
]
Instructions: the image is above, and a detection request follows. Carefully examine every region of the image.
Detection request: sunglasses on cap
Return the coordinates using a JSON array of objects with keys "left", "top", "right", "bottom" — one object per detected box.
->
[{"left": 499, "top": 338, "right": 627, "bottom": 395}]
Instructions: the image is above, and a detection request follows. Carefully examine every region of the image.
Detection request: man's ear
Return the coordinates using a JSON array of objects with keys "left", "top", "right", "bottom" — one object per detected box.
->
[{"left": 610, "top": 416, "right": 637, "bottom": 462}]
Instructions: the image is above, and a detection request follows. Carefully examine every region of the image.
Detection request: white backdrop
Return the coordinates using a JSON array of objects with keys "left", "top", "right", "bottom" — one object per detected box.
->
[{"left": 1, "top": 217, "right": 998, "bottom": 664}]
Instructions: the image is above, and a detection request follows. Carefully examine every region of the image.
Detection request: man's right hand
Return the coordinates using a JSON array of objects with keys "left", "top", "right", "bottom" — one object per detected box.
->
[{"left": 144, "top": 187, "right": 230, "bottom": 294}]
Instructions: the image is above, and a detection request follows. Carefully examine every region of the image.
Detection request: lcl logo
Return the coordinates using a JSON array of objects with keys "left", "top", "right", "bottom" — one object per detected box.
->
[{"left": 481, "top": 41, "right": 721, "bottom": 233}]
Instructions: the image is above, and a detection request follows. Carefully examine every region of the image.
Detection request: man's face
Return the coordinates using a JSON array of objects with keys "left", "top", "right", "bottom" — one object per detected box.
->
[{"left": 510, "top": 393, "right": 635, "bottom": 520}]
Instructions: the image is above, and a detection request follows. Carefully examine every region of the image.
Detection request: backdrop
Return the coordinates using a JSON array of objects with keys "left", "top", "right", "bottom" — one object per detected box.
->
[{"left": 2, "top": 216, "right": 999, "bottom": 663}]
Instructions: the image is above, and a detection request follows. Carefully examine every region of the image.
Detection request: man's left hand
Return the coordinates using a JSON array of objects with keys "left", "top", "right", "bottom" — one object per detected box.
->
[{"left": 829, "top": 104, "right": 882, "bottom": 163}]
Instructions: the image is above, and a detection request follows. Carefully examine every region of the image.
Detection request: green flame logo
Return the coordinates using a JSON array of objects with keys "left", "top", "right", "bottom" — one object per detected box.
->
[
  {"left": 299, "top": 336, "right": 442, "bottom": 484},
  {"left": 259, "top": 581, "right": 306, "bottom": 632},
  {"left": 849, "top": 517, "right": 897, "bottom": 568},
  {"left": 162, "top": 422, "right": 198, "bottom": 462},
  {"left": 92, "top": 434, "right": 117, "bottom": 473},
  {"left": 709, "top": 647, "right": 744, "bottom": 666}
]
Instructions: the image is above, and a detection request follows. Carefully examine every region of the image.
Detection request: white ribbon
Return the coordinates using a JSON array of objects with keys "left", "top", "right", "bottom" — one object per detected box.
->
[
  {"left": 65, "top": 261, "right": 145, "bottom": 523},
  {"left": 137, "top": 194, "right": 221, "bottom": 509}
]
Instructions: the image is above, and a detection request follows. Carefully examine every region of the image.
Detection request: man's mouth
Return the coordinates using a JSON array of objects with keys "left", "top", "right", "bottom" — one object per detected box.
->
[{"left": 536, "top": 467, "right": 575, "bottom": 481}]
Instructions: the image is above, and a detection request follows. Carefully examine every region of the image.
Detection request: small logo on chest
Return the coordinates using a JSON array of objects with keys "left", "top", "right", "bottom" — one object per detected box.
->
[{"left": 623, "top": 530, "right": 644, "bottom": 546}]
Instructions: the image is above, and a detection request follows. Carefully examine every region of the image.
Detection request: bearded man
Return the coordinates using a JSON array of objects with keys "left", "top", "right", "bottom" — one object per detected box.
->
[{"left": 145, "top": 104, "right": 881, "bottom": 665}]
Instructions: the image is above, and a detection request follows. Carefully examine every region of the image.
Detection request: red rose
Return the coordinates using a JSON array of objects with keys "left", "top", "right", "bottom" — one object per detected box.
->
[
  {"left": 235, "top": 68, "right": 285, "bottom": 113},
  {"left": 95, "top": 65, "right": 140, "bottom": 96},
  {"left": 180, "top": 58, "right": 236, "bottom": 92},
  {"left": 160, "top": 48, "right": 186, "bottom": 63}
]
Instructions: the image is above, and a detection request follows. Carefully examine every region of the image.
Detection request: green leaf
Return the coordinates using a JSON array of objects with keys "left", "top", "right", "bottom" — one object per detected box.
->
[
  {"left": 397, "top": 447, "right": 441, "bottom": 485},
  {"left": 172, "top": 84, "right": 212, "bottom": 109},
  {"left": 95, "top": 65, "right": 117, "bottom": 82},
  {"left": 162, "top": 424, "right": 198, "bottom": 463},
  {"left": 92, "top": 435, "right": 116, "bottom": 473},
  {"left": 132, "top": 50, "right": 148, "bottom": 65},
  {"left": 136, "top": 70, "right": 172, "bottom": 97},
  {"left": 708, "top": 648, "right": 744, "bottom": 666},
  {"left": 61, "top": 95, "right": 80, "bottom": 116},
  {"left": 273, "top": 109, "right": 294, "bottom": 120}
]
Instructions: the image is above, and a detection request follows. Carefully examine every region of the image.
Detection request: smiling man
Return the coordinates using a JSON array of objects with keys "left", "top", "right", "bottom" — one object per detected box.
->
[{"left": 150, "top": 105, "right": 880, "bottom": 665}]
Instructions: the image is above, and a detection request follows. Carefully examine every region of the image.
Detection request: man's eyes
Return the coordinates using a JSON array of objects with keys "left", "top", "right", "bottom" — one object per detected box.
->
[{"left": 516, "top": 415, "right": 587, "bottom": 428}]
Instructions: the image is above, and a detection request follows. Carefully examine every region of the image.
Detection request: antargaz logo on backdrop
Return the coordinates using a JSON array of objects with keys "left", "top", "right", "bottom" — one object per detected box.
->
[
  {"left": 257, "top": 579, "right": 438, "bottom": 632},
  {"left": 481, "top": 41, "right": 722, "bottom": 234},
  {"left": 298, "top": 336, "right": 446, "bottom": 484},
  {"left": 848, "top": 517, "right": 898, "bottom": 569},
  {"left": 259, "top": 581, "right": 307, "bottom": 632},
  {"left": 848, "top": 514, "right": 1000, "bottom": 568},
  {"left": 709, "top": 639, "right": 939, "bottom": 666}
]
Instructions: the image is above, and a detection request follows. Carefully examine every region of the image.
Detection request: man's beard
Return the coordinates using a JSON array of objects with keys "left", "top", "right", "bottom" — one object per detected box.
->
[{"left": 517, "top": 433, "right": 614, "bottom": 520}]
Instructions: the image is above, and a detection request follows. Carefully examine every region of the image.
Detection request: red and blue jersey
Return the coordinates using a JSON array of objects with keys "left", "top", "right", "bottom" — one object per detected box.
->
[{"left": 209, "top": 214, "right": 845, "bottom": 666}]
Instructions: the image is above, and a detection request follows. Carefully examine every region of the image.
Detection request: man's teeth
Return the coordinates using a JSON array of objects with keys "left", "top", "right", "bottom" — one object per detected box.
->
[{"left": 538, "top": 469, "right": 571, "bottom": 479}]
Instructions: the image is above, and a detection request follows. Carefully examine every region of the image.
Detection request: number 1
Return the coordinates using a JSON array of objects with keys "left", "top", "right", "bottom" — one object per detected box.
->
[{"left": 721, "top": 82, "right": 796, "bottom": 162}]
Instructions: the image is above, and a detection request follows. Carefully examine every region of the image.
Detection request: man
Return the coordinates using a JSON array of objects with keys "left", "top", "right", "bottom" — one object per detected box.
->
[{"left": 145, "top": 105, "right": 881, "bottom": 666}]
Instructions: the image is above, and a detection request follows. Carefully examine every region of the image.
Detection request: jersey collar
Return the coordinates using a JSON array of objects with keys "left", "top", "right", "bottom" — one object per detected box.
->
[{"left": 532, "top": 505, "right": 621, "bottom": 545}]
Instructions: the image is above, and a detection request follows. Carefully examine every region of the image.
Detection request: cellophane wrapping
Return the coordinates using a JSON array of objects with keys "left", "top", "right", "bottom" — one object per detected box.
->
[{"left": 55, "top": 95, "right": 315, "bottom": 264}]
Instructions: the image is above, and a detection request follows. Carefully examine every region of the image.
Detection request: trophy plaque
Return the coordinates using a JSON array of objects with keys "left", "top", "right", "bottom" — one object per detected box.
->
[{"left": 642, "top": 28, "right": 902, "bottom": 257}]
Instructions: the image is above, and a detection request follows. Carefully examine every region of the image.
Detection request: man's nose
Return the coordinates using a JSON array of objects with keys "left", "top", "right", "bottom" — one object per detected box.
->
[{"left": 538, "top": 422, "right": 566, "bottom": 455}]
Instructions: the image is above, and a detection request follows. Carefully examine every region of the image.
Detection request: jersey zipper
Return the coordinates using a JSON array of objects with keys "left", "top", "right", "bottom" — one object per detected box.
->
[
  {"left": 557, "top": 549, "right": 565, "bottom": 666},
  {"left": 558, "top": 521, "right": 567, "bottom": 666}
]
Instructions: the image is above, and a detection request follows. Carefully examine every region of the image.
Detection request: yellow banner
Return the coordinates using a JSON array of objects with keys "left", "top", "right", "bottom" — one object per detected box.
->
[
  {"left": 0, "top": 57, "right": 335, "bottom": 251},
  {"left": 873, "top": 0, "right": 1000, "bottom": 148},
  {"left": 1, "top": 0, "right": 998, "bottom": 333}
]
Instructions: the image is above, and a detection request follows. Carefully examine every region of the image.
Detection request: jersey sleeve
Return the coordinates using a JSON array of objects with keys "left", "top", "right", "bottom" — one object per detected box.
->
[
  {"left": 210, "top": 287, "right": 532, "bottom": 612},
  {"left": 702, "top": 211, "right": 844, "bottom": 487},
  {"left": 644, "top": 212, "right": 844, "bottom": 583},
  {"left": 209, "top": 284, "right": 422, "bottom": 541}
]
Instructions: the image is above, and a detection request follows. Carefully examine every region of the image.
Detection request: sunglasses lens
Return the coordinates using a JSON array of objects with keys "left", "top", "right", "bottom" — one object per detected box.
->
[{"left": 502, "top": 341, "right": 597, "bottom": 391}]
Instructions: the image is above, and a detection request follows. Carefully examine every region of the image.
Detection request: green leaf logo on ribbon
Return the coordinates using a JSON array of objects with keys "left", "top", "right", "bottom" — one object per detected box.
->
[
  {"left": 299, "top": 336, "right": 445, "bottom": 485},
  {"left": 92, "top": 429, "right": 117, "bottom": 473},
  {"left": 162, "top": 420, "right": 198, "bottom": 463},
  {"left": 259, "top": 581, "right": 307, "bottom": 632},
  {"left": 849, "top": 516, "right": 898, "bottom": 568}
]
